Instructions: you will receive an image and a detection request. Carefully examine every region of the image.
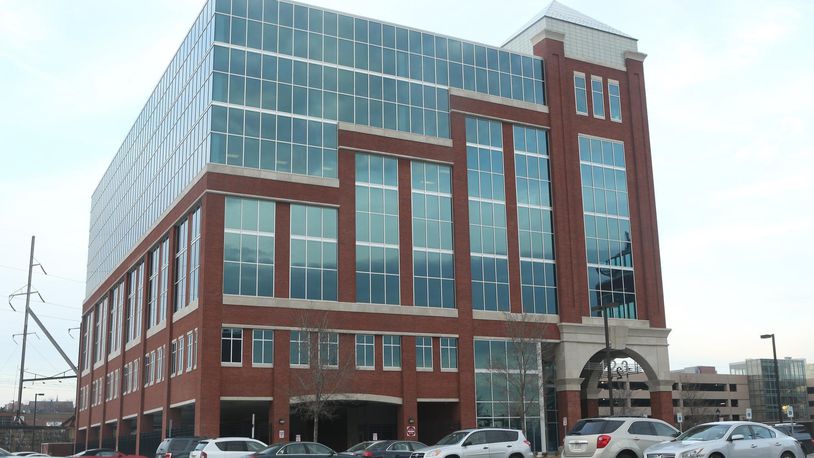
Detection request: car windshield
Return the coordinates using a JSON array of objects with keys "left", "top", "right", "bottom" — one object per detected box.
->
[
  {"left": 436, "top": 432, "right": 468, "bottom": 445},
  {"left": 677, "top": 424, "right": 730, "bottom": 441},
  {"left": 346, "top": 442, "right": 376, "bottom": 452}
]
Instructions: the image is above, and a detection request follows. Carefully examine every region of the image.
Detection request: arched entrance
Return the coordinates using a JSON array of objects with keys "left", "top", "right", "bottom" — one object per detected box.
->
[{"left": 555, "top": 318, "right": 673, "bottom": 441}]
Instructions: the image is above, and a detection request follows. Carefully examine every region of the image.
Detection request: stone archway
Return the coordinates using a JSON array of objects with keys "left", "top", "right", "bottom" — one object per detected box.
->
[{"left": 553, "top": 317, "right": 672, "bottom": 441}]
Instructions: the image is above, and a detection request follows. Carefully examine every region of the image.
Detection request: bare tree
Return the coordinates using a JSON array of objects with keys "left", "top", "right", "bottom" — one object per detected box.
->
[
  {"left": 676, "top": 375, "right": 718, "bottom": 428},
  {"left": 491, "top": 313, "right": 551, "bottom": 437},
  {"left": 290, "top": 311, "right": 354, "bottom": 442}
]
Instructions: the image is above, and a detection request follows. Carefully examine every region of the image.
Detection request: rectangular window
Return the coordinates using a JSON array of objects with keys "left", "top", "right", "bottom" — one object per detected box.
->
[
  {"left": 224, "top": 197, "right": 275, "bottom": 296},
  {"left": 415, "top": 336, "right": 433, "bottom": 370},
  {"left": 186, "top": 331, "right": 195, "bottom": 371},
  {"left": 608, "top": 80, "right": 621, "bottom": 122},
  {"left": 156, "top": 346, "right": 164, "bottom": 383},
  {"left": 193, "top": 329, "right": 199, "bottom": 369},
  {"left": 143, "top": 352, "right": 152, "bottom": 387},
  {"left": 221, "top": 327, "right": 243, "bottom": 364},
  {"left": 126, "top": 263, "right": 143, "bottom": 343},
  {"left": 174, "top": 218, "right": 188, "bottom": 311},
  {"left": 466, "top": 117, "right": 510, "bottom": 311},
  {"left": 81, "top": 313, "right": 91, "bottom": 371},
  {"left": 159, "top": 238, "right": 169, "bottom": 322},
  {"left": 514, "top": 125, "right": 557, "bottom": 314},
  {"left": 170, "top": 341, "right": 177, "bottom": 377},
  {"left": 290, "top": 205, "right": 338, "bottom": 300},
  {"left": 147, "top": 245, "right": 160, "bottom": 328},
  {"left": 319, "top": 332, "right": 339, "bottom": 367},
  {"left": 383, "top": 335, "right": 401, "bottom": 369},
  {"left": 579, "top": 135, "right": 635, "bottom": 318},
  {"left": 253, "top": 329, "right": 274, "bottom": 365},
  {"left": 189, "top": 208, "right": 202, "bottom": 303},
  {"left": 574, "top": 72, "right": 588, "bottom": 115},
  {"left": 591, "top": 76, "right": 605, "bottom": 118},
  {"left": 93, "top": 300, "right": 107, "bottom": 363},
  {"left": 108, "top": 282, "right": 123, "bottom": 355},
  {"left": 132, "top": 358, "right": 139, "bottom": 391},
  {"left": 122, "top": 364, "right": 130, "bottom": 395},
  {"left": 440, "top": 337, "right": 458, "bottom": 370},
  {"left": 411, "top": 161, "right": 455, "bottom": 308},
  {"left": 177, "top": 337, "right": 185, "bottom": 375},
  {"left": 290, "top": 330, "right": 310, "bottom": 366},
  {"left": 355, "top": 154, "right": 400, "bottom": 304},
  {"left": 355, "top": 334, "right": 374, "bottom": 369}
]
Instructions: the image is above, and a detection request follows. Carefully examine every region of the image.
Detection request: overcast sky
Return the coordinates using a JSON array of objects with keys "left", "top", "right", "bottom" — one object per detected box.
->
[{"left": 1, "top": 0, "right": 812, "bottom": 403}]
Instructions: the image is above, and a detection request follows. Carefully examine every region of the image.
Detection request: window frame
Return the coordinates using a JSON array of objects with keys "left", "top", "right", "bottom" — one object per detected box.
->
[
  {"left": 221, "top": 327, "right": 244, "bottom": 366},
  {"left": 591, "top": 75, "right": 605, "bottom": 119},
  {"left": 415, "top": 336, "right": 433, "bottom": 371},
  {"left": 608, "top": 79, "right": 621, "bottom": 122},
  {"left": 382, "top": 335, "right": 402, "bottom": 370},
  {"left": 252, "top": 328, "right": 275, "bottom": 367},
  {"left": 355, "top": 334, "right": 375, "bottom": 369},
  {"left": 573, "top": 72, "right": 588, "bottom": 115}
]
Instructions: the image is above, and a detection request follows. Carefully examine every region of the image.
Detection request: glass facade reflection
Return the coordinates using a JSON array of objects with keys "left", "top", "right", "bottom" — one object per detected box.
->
[
  {"left": 514, "top": 125, "right": 557, "bottom": 314},
  {"left": 290, "top": 204, "right": 338, "bottom": 300},
  {"left": 224, "top": 196, "right": 276, "bottom": 296},
  {"left": 467, "top": 117, "right": 509, "bottom": 311},
  {"left": 579, "top": 135, "right": 636, "bottom": 318}
]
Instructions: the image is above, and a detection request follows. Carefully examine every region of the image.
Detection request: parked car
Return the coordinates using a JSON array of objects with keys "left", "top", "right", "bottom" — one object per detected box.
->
[
  {"left": 248, "top": 442, "right": 336, "bottom": 458},
  {"left": 1, "top": 448, "right": 10, "bottom": 456},
  {"left": 155, "top": 437, "right": 206, "bottom": 458},
  {"left": 189, "top": 438, "right": 267, "bottom": 458},
  {"left": 644, "top": 421, "right": 804, "bottom": 458},
  {"left": 410, "top": 428, "right": 533, "bottom": 458},
  {"left": 341, "top": 442, "right": 384, "bottom": 457},
  {"left": 561, "top": 416, "right": 679, "bottom": 457},
  {"left": 774, "top": 423, "right": 814, "bottom": 455},
  {"left": 13, "top": 453, "right": 41, "bottom": 456},
  {"left": 69, "top": 450, "right": 120, "bottom": 458},
  {"left": 350, "top": 441, "right": 426, "bottom": 458}
]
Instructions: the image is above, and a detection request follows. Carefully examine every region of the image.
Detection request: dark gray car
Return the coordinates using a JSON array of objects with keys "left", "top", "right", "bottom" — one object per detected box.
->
[{"left": 155, "top": 437, "right": 205, "bottom": 458}]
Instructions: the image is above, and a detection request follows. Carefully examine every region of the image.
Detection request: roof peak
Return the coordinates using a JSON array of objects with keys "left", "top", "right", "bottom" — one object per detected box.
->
[{"left": 503, "top": 0, "right": 634, "bottom": 46}]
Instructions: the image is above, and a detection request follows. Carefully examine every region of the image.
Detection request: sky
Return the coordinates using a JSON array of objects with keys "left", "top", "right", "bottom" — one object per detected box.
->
[{"left": 0, "top": 0, "right": 812, "bottom": 404}]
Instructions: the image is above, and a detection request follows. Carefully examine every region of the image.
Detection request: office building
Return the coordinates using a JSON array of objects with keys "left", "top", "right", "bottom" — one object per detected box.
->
[{"left": 76, "top": 0, "right": 669, "bottom": 453}]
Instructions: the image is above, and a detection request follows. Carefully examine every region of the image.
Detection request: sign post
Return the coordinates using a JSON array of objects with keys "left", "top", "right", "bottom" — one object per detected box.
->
[{"left": 676, "top": 412, "right": 683, "bottom": 432}]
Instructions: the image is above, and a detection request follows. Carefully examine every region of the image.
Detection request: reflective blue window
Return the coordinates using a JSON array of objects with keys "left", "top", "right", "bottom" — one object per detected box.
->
[
  {"left": 411, "top": 161, "right": 455, "bottom": 308},
  {"left": 579, "top": 136, "right": 635, "bottom": 318},
  {"left": 290, "top": 204, "right": 337, "bottom": 301},
  {"left": 224, "top": 197, "right": 275, "bottom": 297},
  {"left": 466, "top": 117, "right": 509, "bottom": 311},
  {"left": 355, "top": 153, "right": 400, "bottom": 305},
  {"left": 514, "top": 125, "right": 557, "bottom": 314}
]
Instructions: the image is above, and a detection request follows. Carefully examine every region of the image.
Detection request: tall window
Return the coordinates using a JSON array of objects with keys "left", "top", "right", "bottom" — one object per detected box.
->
[
  {"left": 159, "top": 238, "right": 170, "bottom": 323},
  {"left": 253, "top": 329, "right": 274, "bottom": 365},
  {"left": 415, "top": 336, "right": 433, "bottom": 370},
  {"left": 466, "top": 117, "right": 509, "bottom": 311},
  {"left": 156, "top": 346, "right": 164, "bottom": 382},
  {"left": 143, "top": 352, "right": 153, "bottom": 387},
  {"left": 81, "top": 312, "right": 91, "bottom": 371},
  {"left": 170, "top": 341, "right": 177, "bottom": 377},
  {"left": 319, "top": 332, "right": 339, "bottom": 367},
  {"left": 574, "top": 72, "right": 588, "bottom": 115},
  {"left": 174, "top": 219, "right": 188, "bottom": 311},
  {"left": 290, "top": 205, "right": 338, "bottom": 300},
  {"left": 355, "top": 334, "right": 374, "bottom": 369},
  {"left": 591, "top": 76, "right": 605, "bottom": 118},
  {"left": 411, "top": 162, "right": 455, "bottom": 308},
  {"left": 440, "top": 337, "right": 458, "bottom": 370},
  {"left": 126, "top": 263, "right": 143, "bottom": 343},
  {"left": 514, "top": 125, "right": 557, "bottom": 314},
  {"left": 187, "top": 331, "right": 195, "bottom": 370},
  {"left": 221, "top": 328, "right": 243, "bottom": 364},
  {"left": 93, "top": 300, "right": 106, "bottom": 364},
  {"left": 355, "top": 154, "right": 400, "bottom": 304},
  {"left": 147, "top": 244, "right": 161, "bottom": 328},
  {"left": 383, "top": 335, "right": 401, "bottom": 369},
  {"left": 177, "top": 338, "right": 185, "bottom": 375},
  {"left": 108, "top": 282, "right": 123, "bottom": 354},
  {"left": 189, "top": 208, "right": 202, "bottom": 302},
  {"left": 224, "top": 197, "right": 276, "bottom": 296},
  {"left": 290, "top": 330, "right": 310, "bottom": 366},
  {"left": 579, "top": 135, "right": 635, "bottom": 318},
  {"left": 608, "top": 80, "right": 621, "bottom": 122}
]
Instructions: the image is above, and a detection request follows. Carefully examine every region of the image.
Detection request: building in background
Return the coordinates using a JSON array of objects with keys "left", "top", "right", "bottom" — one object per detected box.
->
[
  {"left": 730, "top": 358, "right": 810, "bottom": 423},
  {"left": 75, "top": 0, "right": 670, "bottom": 454}
]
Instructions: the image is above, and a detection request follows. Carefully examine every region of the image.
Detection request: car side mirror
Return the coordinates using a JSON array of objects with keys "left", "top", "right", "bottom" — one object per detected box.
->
[
  {"left": 729, "top": 434, "right": 744, "bottom": 441},
  {"left": 462, "top": 442, "right": 471, "bottom": 447},
  {"left": 672, "top": 432, "right": 680, "bottom": 438}
]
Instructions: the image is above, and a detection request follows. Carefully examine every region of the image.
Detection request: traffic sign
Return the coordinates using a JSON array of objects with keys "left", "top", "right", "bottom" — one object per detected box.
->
[
  {"left": 406, "top": 426, "right": 417, "bottom": 437},
  {"left": 745, "top": 408, "right": 752, "bottom": 420},
  {"left": 787, "top": 405, "right": 794, "bottom": 419},
  {"left": 676, "top": 412, "right": 683, "bottom": 424}
]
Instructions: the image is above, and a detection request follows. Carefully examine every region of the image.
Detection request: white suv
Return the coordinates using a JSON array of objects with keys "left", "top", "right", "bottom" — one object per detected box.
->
[
  {"left": 189, "top": 438, "right": 267, "bottom": 458},
  {"left": 562, "top": 417, "right": 679, "bottom": 458},
  {"left": 411, "top": 428, "right": 534, "bottom": 458}
]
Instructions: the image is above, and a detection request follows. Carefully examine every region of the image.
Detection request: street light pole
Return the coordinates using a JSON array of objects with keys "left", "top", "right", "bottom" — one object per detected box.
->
[
  {"left": 760, "top": 334, "right": 782, "bottom": 424},
  {"left": 592, "top": 303, "right": 617, "bottom": 416},
  {"left": 32, "top": 392, "right": 45, "bottom": 451}
]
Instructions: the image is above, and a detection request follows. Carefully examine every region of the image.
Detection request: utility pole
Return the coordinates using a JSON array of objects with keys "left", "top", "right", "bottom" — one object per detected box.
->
[{"left": 15, "top": 236, "right": 36, "bottom": 424}]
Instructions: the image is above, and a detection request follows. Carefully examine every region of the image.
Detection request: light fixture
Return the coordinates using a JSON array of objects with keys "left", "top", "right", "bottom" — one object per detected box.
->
[
  {"left": 408, "top": 416, "right": 415, "bottom": 425},
  {"left": 278, "top": 418, "right": 286, "bottom": 425}
]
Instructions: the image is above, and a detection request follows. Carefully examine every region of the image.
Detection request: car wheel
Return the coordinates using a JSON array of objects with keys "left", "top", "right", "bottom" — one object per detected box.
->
[
  {"left": 780, "top": 453, "right": 794, "bottom": 458},
  {"left": 509, "top": 453, "right": 524, "bottom": 458},
  {"left": 616, "top": 452, "right": 636, "bottom": 458},
  {"left": 708, "top": 453, "right": 724, "bottom": 458}
]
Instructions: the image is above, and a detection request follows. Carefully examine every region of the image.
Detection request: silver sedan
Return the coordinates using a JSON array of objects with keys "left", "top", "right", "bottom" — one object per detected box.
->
[{"left": 644, "top": 421, "right": 805, "bottom": 458}]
